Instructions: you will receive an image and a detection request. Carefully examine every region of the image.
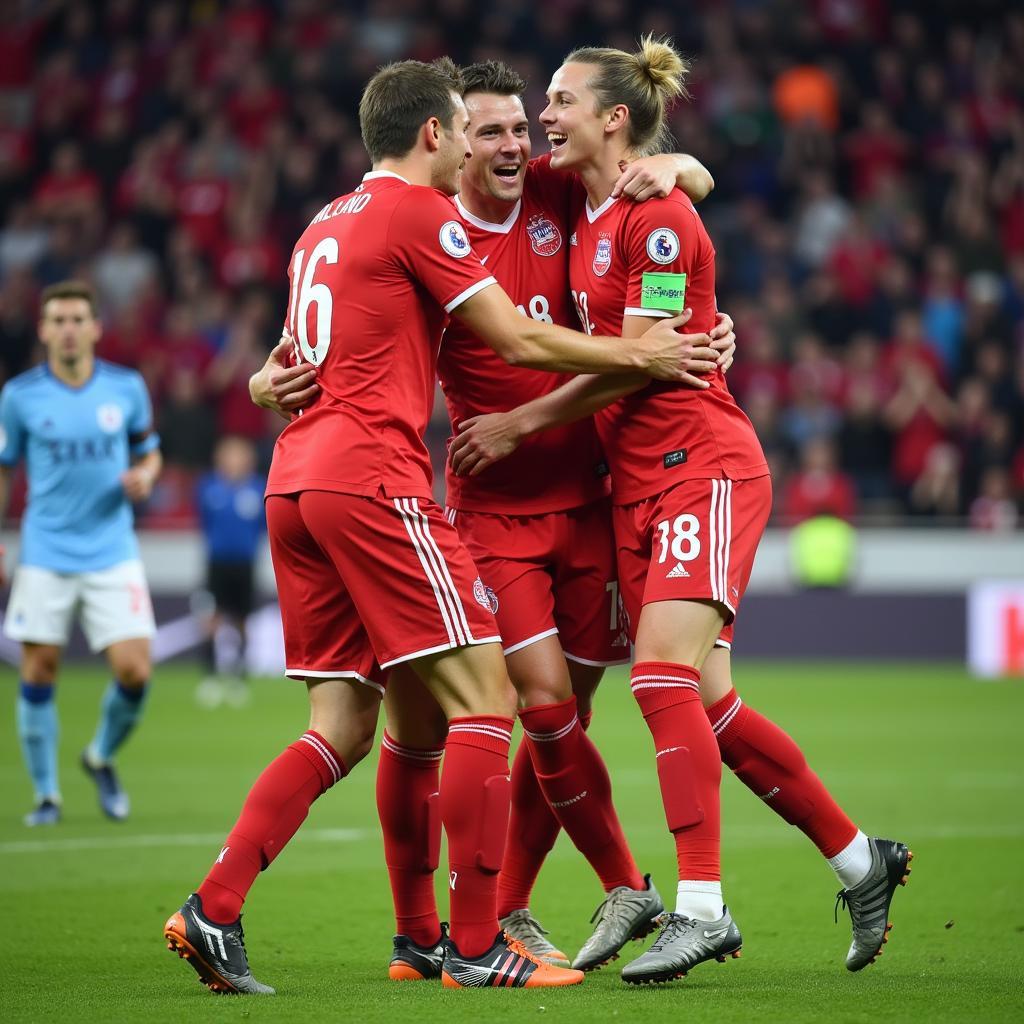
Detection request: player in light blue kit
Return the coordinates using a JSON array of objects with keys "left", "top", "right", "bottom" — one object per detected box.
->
[{"left": 0, "top": 280, "right": 162, "bottom": 826}]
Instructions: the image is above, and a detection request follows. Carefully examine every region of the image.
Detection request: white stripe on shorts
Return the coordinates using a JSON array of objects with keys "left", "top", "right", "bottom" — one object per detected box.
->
[
  {"left": 408, "top": 498, "right": 475, "bottom": 641},
  {"left": 709, "top": 480, "right": 734, "bottom": 611},
  {"left": 394, "top": 498, "right": 465, "bottom": 646}
]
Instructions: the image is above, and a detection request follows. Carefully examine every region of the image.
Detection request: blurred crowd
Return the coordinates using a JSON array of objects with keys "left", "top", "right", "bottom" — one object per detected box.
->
[{"left": 0, "top": 0, "right": 1022, "bottom": 529}]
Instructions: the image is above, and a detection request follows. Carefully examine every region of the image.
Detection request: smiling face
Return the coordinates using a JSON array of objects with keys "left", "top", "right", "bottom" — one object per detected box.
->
[
  {"left": 461, "top": 92, "right": 531, "bottom": 208},
  {"left": 431, "top": 91, "right": 473, "bottom": 196},
  {"left": 539, "top": 62, "right": 609, "bottom": 171}
]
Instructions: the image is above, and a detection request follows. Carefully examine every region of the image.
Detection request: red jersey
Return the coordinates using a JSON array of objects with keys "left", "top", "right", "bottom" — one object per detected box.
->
[
  {"left": 267, "top": 172, "right": 496, "bottom": 500},
  {"left": 440, "top": 155, "right": 608, "bottom": 514},
  {"left": 569, "top": 187, "right": 768, "bottom": 503}
]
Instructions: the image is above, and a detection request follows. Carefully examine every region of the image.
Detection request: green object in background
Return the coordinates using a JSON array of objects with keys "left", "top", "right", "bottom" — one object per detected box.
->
[
  {"left": 790, "top": 514, "right": 857, "bottom": 587},
  {"left": 640, "top": 271, "right": 686, "bottom": 312}
]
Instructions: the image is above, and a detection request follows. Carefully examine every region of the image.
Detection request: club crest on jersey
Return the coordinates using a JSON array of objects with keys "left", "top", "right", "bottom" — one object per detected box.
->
[
  {"left": 473, "top": 577, "right": 499, "bottom": 614},
  {"left": 526, "top": 214, "right": 562, "bottom": 256},
  {"left": 646, "top": 227, "right": 680, "bottom": 264},
  {"left": 439, "top": 220, "right": 471, "bottom": 258},
  {"left": 593, "top": 232, "right": 613, "bottom": 276},
  {"left": 96, "top": 404, "right": 124, "bottom": 433}
]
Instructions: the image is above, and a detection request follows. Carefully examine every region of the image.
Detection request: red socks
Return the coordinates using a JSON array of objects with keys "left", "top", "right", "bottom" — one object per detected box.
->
[
  {"left": 376, "top": 732, "right": 445, "bottom": 946},
  {"left": 518, "top": 696, "right": 643, "bottom": 893},
  {"left": 497, "top": 709, "right": 596, "bottom": 917},
  {"left": 497, "top": 727, "right": 561, "bottom": 917},
  {"left": 198, "top": 731, "right": 346, "bottom": 924},
  {"left": 707, "top": 688, "right": 857, "bottom": 858},
  {"left": 441, "top": 715, "right": 514, "bottom": 958},
  {"left": 631, "top": 662, "right": 721, "bottom": 882}
]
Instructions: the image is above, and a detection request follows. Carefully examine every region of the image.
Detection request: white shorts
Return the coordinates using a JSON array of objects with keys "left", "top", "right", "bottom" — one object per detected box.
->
[{"left": 3, "top": 560, "right": 156, "bottom": 652}]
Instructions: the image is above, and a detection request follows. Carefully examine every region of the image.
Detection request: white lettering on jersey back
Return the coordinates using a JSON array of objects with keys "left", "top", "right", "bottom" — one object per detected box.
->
[{"left": 310, "top": 193, "right": 374, "bottom": 224}]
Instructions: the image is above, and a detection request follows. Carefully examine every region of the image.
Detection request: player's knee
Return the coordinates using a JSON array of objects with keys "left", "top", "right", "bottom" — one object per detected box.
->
[
  {"left": 656, "top": 746, "right": 705, "bottom": 831},
  {"left": 21, "top": 652, "right": 59, "bottom": 685},
  {"left": 114, "top": 662, "right": 150, "bottom": 689},
  {"left": 515, "top": 682, "right": 570, "bottom": 710}
]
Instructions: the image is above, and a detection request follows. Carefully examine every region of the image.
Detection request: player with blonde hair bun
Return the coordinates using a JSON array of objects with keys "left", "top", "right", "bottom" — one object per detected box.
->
[{"left": 451, "top": 35, "right": 911, "bottom": 983}]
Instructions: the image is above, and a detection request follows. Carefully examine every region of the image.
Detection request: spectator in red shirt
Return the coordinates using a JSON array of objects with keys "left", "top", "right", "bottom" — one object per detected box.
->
[
  {"left": 33, "top": 142, "right": 101, "bottom": 227},
  {"left": 782, "top": 437, "right": 857, "bottom": 524}
]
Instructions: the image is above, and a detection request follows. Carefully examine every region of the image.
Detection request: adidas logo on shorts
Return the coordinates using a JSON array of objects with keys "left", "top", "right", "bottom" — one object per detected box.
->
[{"left": 666, "top": 562, "right": 690, "bottom": 579}]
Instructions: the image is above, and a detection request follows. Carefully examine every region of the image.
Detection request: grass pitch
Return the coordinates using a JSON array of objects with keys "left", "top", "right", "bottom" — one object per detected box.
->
[{"left": 1, "top": 661, "right": 1022, "bottom": 1022}]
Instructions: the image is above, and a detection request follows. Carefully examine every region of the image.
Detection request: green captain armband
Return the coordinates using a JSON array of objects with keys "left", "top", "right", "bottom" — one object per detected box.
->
[{"left": 640, "top": 272, "right": 686, "bottom": 313}]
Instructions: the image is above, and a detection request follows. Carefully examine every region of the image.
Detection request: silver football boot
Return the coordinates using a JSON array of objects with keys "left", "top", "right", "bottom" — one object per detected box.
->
[
  {"left": 572, "top": 874, "right": 664, "bottom": 971},
  {"left": 621, "top": 906, "right": 742, "bottom": 984}
]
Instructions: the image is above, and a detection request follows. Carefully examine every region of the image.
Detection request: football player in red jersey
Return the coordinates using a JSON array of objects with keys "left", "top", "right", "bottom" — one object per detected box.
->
[
  {"left": 251, "top": 59, "right": 732, "bottom": 980},
  {"left": 451, "top": 38, "right": 911, "bottom": 982},
  {"left": 165, "top": 57, "right": 721, "bottom": 996},
  {"left": 385, "top": 60, "right": 738, "bottom": 976}
]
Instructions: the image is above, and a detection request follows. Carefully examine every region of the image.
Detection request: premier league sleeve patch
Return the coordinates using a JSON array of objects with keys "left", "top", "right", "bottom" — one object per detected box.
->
[
  {"left": 646, "top": 227, "right": 680, "bottom": 264},
  {"left": 439, "top": 220, "right": 472, "bottom": 258}
]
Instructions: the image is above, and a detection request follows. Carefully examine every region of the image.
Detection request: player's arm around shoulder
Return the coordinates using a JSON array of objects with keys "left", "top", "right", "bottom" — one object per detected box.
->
[
  {"left": 612, "top": 153, "right": 714, "bottom": 204},
  {"left": 452, "top": 282, "right": 697, "bottom": 380}
]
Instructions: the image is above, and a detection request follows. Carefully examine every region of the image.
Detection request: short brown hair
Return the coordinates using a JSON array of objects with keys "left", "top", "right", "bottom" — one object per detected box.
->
[
  {"left": 359, "top": 57, "right": 465, "bottom": 162},
  {"left": 566, "top": 35, "right": 690, "bottom": 155},
  {"left": 461, "top": 60, "right": 526, "bottom": 100},
  {"left": 39, "top": 280, "right": 98, "bottom": 318}
]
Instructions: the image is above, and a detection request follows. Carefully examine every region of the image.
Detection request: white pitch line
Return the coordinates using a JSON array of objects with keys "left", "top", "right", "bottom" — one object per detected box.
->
[{"left": 0, "top": 827, "right": 367, "bottom": 856}]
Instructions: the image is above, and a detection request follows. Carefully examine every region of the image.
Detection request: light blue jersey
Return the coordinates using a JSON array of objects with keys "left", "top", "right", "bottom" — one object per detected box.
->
[{"left": 0, "top": 360, "right": 160, "bottom": 573}]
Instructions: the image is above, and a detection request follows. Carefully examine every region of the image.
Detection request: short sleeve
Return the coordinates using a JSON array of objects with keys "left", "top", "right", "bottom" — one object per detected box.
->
[
  {"left": 0, "top": 383, "right": 25, "bottom": 466},
  {"left": 127, "top": 372, "right": 160, "bottom": 455},
  {"left": 390, "top": 190, "right": 496, "bottom": 313},
  {"left": 622, "top": 196, "right": 697, "bottom": 320}
]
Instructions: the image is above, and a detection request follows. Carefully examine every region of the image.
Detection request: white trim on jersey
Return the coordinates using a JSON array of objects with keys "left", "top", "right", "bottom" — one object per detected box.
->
[
  {"left": 709, "top": 480, "right": 736, "bottom": 614},
  {"left": 713, "top": 638, "right": 732, "bottom": 650},
  {"left": 283, "top": 669, "right": 386, "bottom": 696},
  {"left": 454, "top": 195, "right": 522, "bottom": 233},
  {"left": 585, "top": 194, "right": 618, "bottom": 223},
  {"left": 362, "top": 170, "right": 411, "bottom": 184},
  {"left": 444, "top": 506, "right": 458, "bottom": 526},
  {"left": 445, "top": 276, "right": 497, "bottom": 313},
  {"left": 502, "top": 627, "right": 559, "bottom": 656},
  {"left": 563, "top": 650, "right": 631, "bottom": 667},
  {"left": 378, "top": 635, "right": 503, "bottom": 671},
  {"left": 624, "top": 306, "right": 673, "bottom": 319}
]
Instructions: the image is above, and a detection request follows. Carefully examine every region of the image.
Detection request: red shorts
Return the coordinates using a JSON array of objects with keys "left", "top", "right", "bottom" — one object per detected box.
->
[
  {"left": 267, "top": 491, "right": 501, "bottom": 684},
  {"left": 612, "top": 475, "right": 772, "bottom": 648},
  {"left": 447, "top": 499, "right": 630, "bottom": 666}
]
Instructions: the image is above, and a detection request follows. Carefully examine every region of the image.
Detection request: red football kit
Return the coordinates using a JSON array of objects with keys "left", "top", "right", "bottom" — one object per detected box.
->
[
  {"left": 266, "top": 171, "right": 502, "bottom": 674},
  {"left": 568, "top": 187, "right": 771, "bottom": 644},
  {"left": 440, "top": 156, "right": 627, "bottom": 664}
]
